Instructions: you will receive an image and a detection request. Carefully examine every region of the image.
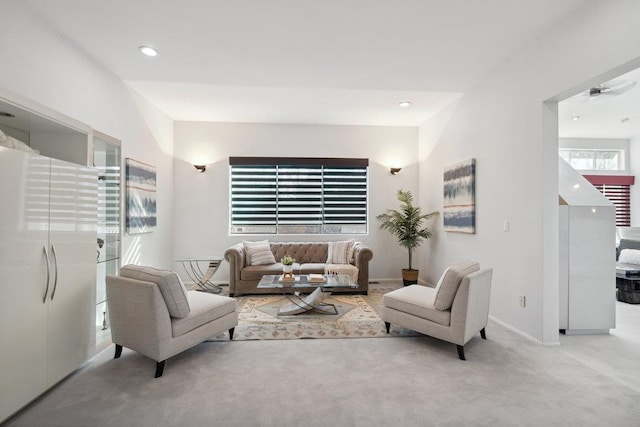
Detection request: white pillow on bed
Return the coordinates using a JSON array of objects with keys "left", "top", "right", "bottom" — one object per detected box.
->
[{"left": 619, "top": 249, "right": 640, "bottom": 265}]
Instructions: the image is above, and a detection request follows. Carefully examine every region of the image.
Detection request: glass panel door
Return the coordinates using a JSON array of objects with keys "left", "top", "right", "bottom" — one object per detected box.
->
[{"left": 93, "top": 132, "right": 121, "bottom": 349}]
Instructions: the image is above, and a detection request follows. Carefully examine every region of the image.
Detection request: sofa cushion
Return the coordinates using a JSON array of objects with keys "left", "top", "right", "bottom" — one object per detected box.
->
[
  {"left": 383, "top": 285, "right": 451, "bottom": 326},
  {"left": 327, "top": 240, "right": 355, "bottom": 264},
  {"left": 619, "top": 249, "right": 640, "bottom": 265},
  {"left": 299, "top": 263, "right": 327, "bottom": 275},
  {"left": 120, "top": 265, "right": 191, "bottom": 318},
  {"left": 433, "top": 261, "right": 480, "bottom": 311},
  {"left": 171, "top": 291, "right": 236, "bottom": 337},
  {"left": 618, "top": 239, "right": 640, "bottom": 260},
  {"left": 243, "top": 240, "right": 276, "bottom": 266},
  {"left": 241, "top": 263, "right": 302, "bottom": 280}
]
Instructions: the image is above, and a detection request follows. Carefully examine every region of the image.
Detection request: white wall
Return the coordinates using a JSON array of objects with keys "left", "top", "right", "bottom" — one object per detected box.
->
[
  {"left": 629, "top": 135, "right": 640, "bottom": 225},
  {"left": 0, "top": 2, "right": 175, "bottom": 268},
  {"left": 172, "top": 121, "right": 418, "bottom": 281},
  {"left": 418, "top": 0, "right": 640, "bottom": 343},
  {"left": 559, "top": 137, "right": 630, "bottom": 174}
]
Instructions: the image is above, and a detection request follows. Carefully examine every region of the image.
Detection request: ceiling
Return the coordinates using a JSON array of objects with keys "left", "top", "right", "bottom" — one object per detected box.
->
[
  {"left": 25, "top": 0, "right": 589, "bottom": 126},
  {"left": 559, "top": 67, "right": 640, "bottom": 140}
]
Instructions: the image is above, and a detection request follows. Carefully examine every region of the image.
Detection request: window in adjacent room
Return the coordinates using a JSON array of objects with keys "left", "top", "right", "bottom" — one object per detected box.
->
[
  {"left": 229, "top": 157, "right": 368, "bottom": 235},
  {"left": 583, "top": 175, "right": 635, "bottom": 226},
  {"left": 559, "top": 149, "right": 623, "bottom": 171}
]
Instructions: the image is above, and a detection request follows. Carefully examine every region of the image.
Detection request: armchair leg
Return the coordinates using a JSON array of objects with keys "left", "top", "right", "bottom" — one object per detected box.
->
[
  {"left": 155, "top": 360, "right": 165, "bottom": 378},
  {"left": 456, "top": 345, "right": 466, "bottom": 361},
  {"left": 384, "top": 322, "right": 390, "bottom": 334},
  {"left": 114, "top": 344, "right": 122, "bottom": 359},
  {"left": 480, "top": 328, "right": 487, "bottom": 340},
  {"left": 229, "top": 327, "right": 235, "bottom": 341}
]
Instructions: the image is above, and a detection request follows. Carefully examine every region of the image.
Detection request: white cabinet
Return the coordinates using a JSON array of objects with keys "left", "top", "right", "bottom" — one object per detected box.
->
[
  {"left": 0, "top": 148, "right": 97, "bottom": 422},
  {"left": 558, "top": 158, "right": 616, "bottom": 334}
]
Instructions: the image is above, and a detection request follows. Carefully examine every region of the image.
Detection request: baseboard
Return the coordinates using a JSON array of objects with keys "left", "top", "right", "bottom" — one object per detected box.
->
[
  {"left": 368, "top": 278, "right": 400, "bottom": 285},
  {"left": 369, "top": 278, "right": 435, "bottom": 287},
  {"left": 489, "top": 315, "right": 560, "bottom": 346}
]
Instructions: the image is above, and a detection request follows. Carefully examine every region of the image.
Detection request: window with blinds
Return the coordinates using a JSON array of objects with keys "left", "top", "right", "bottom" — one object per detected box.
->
[
  {"left": 230, "top": 157, "right": 368, "bottom": 234},
  {"left": 584, "top": 175, "right": 635, "bottom": 226}
]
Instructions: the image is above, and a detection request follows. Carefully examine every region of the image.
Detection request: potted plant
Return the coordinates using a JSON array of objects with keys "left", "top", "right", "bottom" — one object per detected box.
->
[
  {"left": 377, "top": 189, "right": 438, "bottom": 285},
  {"left": 281, "top": 255, "right": 295, "bottom": 279}
]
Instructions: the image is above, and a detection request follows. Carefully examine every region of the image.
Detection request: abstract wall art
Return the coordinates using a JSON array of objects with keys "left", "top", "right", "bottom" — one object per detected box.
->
[
  {"left": 443, "top": 158, "right": 475, "bottom": 233},
  {"left": 125, "top": 158, "right": 157, "bottom": 234}
]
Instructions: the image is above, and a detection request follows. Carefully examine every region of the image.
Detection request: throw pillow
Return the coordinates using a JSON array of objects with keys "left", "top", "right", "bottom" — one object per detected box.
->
[
  {"left": 433, "top": 261, "right": 480, "bottom": 311},
  {"left": 433, "top": 266, "right": 452, "bottom": 295},
  {"left": 243, "top": 240, "right": 276, "bottom": 266},
  {"left": 326, "top": 240, "right": 355, "bottom": 264},
  {"left": 119, "top": 264, "right": 191, "bottom": 318},
  {"left": 619, "top": 249, "right": 640, "bottom": 265}
]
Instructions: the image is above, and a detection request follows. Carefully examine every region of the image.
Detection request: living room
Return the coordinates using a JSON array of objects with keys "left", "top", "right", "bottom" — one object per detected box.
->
[{"left": 2, "top": 1, "right": 640, "bottom": 425}]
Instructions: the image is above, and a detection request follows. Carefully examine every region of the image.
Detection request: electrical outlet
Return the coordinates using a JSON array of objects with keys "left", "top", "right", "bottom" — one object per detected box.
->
[
  {"left": 519, "top": 296, "right": 526, "bottom": 307},
  {"left": 503, "top": 220, "right": 510, "bottom": 232}
]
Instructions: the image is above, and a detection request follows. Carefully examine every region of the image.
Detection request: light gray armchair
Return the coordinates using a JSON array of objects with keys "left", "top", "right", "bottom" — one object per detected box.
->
[
  {"left": 106, "top": 265, "right": 238, "bottom": 377},
  {"left": 382, "top": 261, "right": 492, "bottom": 360}
]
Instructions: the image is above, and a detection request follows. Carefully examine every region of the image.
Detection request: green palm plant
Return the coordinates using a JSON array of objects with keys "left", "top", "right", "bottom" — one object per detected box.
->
[{"left": 376, "top": 190, "right": 438, "bottom": 275}]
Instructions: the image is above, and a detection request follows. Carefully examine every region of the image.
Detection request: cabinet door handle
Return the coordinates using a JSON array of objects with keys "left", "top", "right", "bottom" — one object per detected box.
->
[
  {"left": 42, "top": 245, "right": 50, "bottom": 304},
  {"left": 50, "top": 244, "right": 59, "bottom": 301}
]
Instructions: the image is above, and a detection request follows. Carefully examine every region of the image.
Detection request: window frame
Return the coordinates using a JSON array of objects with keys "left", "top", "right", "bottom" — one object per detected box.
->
[
  {"left": 229, "top": 157, "right": 369, "bottom": 236},
  {"left": 559, "top": 148, "right": 624, "bottom": 172}
]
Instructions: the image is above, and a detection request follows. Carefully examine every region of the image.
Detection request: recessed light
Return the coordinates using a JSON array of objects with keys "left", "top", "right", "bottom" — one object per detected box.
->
[
  {"left": 139, "top": 46, "right": 158, "bottom": 57},
  {"left": 621, "top": 117, "right": 630, "bottom": 123},
  {"left": 571, "top": 116, "right": 580, "bottom": 121},
  {"left": 398, "top": 101, "right": 411, "bottom": 108},
  {"left": 573, "top": 184, "right": 580, "bottom": 189}
]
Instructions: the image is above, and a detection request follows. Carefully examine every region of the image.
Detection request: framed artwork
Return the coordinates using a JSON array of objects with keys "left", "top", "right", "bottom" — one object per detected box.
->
[
  {"left": 125, "top": 158, "right": 157, "bottom": 234},
  {"left": 443, "top": 158, "right": 476, "bottom": 233}
]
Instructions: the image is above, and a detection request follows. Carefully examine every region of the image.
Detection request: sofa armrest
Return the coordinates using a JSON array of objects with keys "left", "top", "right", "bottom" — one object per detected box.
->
[
  {"left": 105, "top": 275, "right": 172, "bottom": 361},
  {"left": 224, "top": 243, "right": 245, "bottom": 295},
  {"left": 353, "top": 242, "right": 373, "bottom": 291},
  {"left": 450, "top": 268, "right": 493, "bottom": 345}
]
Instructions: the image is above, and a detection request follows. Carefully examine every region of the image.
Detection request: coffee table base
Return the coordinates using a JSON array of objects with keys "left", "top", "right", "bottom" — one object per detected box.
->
[{"left": 278, "top": 287, "right": 338, "bottom": 316}]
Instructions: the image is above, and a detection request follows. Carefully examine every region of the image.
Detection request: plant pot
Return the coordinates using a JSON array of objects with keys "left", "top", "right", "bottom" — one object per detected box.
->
[
  {"left": 402, "top": 269, "right": 419, "bottom": 286},
  {"left": 283, "top": 264, "right": 293, "bottom": 274}
]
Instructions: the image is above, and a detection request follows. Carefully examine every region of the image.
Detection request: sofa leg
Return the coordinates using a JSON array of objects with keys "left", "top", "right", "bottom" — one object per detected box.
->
[
  {"left": 384, "top": 322, "right": 390, "bottom": 334},
  {"left": 114, "top": 344, "right": 122, "bottom": 359},
  {"left": 155, "top": 360, "right": 165, "bottom": 378},
  {"left": 480, "top": 328, "right": 487, "bottom": 340},
  {"left": 229, "top": 327, "right": 235, "bottom": 341},
  {"left": 456, "top": 345, "right": 466, "bottom": 361}
]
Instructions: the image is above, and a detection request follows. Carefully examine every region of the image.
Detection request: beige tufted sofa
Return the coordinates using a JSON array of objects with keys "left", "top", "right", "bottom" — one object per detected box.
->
[{"left": 224, "top": 241, "right": 373, "bottom": 296}]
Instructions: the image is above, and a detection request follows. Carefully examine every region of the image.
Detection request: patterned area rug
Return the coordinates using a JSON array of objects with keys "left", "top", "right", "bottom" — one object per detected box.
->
[{"left": 210, "top": 284, "right": 420, "bottom": 341}]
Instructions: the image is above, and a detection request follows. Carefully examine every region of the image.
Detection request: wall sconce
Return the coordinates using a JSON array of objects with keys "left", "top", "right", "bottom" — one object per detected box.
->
[
  {"left": 390, "top": 167, "right": 402, "bottom": 175},
  {"left": 194, "top": 164, "right": 207, "bottom": 173}
]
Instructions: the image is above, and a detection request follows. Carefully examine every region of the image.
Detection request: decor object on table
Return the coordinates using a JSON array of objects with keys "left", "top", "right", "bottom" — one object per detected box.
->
[
  {"left": 106, "top": 265, "right": 238, "bottom": 378},
  {"left": 443, "top": 159, "right": 476, "bottom": 233},
  {"left": 281, "top": 255, "right": 295, "bottom": 279},
  {"left": 376, "top": 189, "right": 438, "bottom": 285},
  {"left": 382, "top": 261, "right": 492, "bottom": 360},
  {"left": 125, "top": 158, "right": 157, "bottom": 234},
  {"left": 224, "top": 241, "right": 373, "bottom": 296}
]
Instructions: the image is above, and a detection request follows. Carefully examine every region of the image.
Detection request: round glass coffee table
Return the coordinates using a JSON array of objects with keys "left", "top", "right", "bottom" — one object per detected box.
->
[{"left": 257, "top": 274, "right": 357, "bottom": 315}]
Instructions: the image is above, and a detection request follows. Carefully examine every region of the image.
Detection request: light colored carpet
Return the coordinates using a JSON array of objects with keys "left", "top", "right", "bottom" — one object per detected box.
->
[
  {"left": 216, "top": 285, "right": 418, "bottom": 340},
  {"left": 5, "top": 292, "right": 640, "bottom": 426}
]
